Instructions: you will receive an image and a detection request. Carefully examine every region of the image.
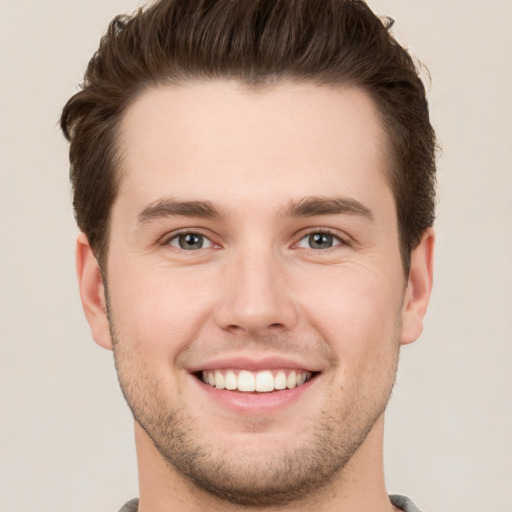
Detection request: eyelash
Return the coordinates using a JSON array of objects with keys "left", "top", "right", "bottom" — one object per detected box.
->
[
  {"left": 295, "top": 229, "right": 350, "bottom": 251},
  {"left": 161, "top": 228, "right": 350, "bottom": 252},
  {"left": 161, "top": 229, "right": 217, "bottom": 251}
]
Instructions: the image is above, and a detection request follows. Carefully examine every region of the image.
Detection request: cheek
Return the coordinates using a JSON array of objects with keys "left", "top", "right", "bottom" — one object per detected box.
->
[
  {"left": 107, "top": 262, "right": 215, "bottom": 354},
  {"left": 296, "top": 265, "right": 403, "bottom": 368},
  {"left": 301, "top": 263, "right": 401, "bottom": 322}
]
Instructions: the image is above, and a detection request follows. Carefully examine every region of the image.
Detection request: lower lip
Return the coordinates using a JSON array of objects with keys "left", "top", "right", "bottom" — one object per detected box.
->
[{"left": 190, "top": 374, "right": 316, "bottom": 415}]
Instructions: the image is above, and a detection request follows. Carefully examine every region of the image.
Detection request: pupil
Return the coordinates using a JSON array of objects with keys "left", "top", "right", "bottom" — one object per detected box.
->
[
  {"left": 179, "top": 233, "right": 203, "bottom": 250},
  {"left": 309, "top": 233, "right": 333, "bottom": 249}
]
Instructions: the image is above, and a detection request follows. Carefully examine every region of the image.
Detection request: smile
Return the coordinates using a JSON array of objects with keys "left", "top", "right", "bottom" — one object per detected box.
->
[{"left": 201, "top": 369, "right": 313, "bottom": 393}]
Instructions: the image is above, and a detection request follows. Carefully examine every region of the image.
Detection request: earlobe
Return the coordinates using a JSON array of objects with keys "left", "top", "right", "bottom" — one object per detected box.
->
[
  {"left": 76, "top": 233, "right": 113, "bottom": 350},
  {"left": 400, "top": 228, "right": 435, "bottom": 345}
]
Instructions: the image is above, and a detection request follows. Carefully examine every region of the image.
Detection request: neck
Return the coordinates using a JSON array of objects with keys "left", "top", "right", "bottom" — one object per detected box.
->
[{"left": 135, "top": 414, "right": 396, "bottom": 512}]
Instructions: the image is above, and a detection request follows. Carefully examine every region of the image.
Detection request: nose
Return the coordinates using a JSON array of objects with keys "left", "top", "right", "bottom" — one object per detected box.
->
[{"left": 213, "top": 248, "right": 299, "bottom": 337}]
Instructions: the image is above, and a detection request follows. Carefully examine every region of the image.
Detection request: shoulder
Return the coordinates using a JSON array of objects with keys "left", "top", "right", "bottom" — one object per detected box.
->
[
  {"left": 118, "top": 498, "right": 139, "bottom": 512},
  {"left": 390, "top": 494, "right": 423, "bottom": 512}
]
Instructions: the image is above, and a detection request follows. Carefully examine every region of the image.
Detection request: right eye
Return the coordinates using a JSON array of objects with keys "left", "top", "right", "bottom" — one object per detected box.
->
[{"left": 167, "top": 232, "right": 214, "bottom": 251}]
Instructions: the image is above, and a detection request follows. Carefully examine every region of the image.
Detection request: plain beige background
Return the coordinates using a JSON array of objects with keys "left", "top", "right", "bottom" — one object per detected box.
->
[{"left": 1, "top": 1, "right": 511, "bottom": 511}]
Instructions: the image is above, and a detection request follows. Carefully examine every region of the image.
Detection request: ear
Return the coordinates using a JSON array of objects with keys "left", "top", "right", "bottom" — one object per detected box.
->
[
  {"left": 76, "top": 233, "right": 113, "bottom": 350},
  {"left": 400, "top": 228, "right": 435, "bottom": 345}
]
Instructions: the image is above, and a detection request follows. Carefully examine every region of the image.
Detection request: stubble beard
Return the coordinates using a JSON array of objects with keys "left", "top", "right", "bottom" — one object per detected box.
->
[{"left": 109, "top": 316, "right": 400, "bottom": 507}]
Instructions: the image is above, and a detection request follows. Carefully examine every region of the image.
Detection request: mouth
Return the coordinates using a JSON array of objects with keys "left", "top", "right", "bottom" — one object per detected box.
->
[{"left": 198, "top": 369, "right": 314, "bottom": 393}]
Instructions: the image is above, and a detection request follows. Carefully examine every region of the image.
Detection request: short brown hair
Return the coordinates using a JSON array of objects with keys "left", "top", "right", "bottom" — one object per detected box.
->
[{"left": 61, "top": 0, "right": 436, "bottom": 272}]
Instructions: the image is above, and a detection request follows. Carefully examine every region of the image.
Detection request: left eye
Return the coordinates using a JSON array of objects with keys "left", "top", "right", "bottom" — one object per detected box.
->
[
  {"left": 167, "top": 233, "right": 214, "bottom": 250},
  {"left": 296, "top": 232, "right": 342, "bottom": 250}
]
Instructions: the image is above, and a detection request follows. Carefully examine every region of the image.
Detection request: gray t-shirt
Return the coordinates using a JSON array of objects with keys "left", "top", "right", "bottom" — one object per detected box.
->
[
  {"left": 118, "top": 498, "right": 138, "bottom": 512},
  {"left": 390, "top": 494, "right": 423, "bottom": 512},
  {"left": 119, "top": 495, "right": 422, "bottom": 511}
]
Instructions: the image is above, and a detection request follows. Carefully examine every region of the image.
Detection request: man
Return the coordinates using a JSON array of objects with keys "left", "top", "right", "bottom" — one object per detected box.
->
[{"left": 61, "top": 1, "right": 436, "bottom": 510}]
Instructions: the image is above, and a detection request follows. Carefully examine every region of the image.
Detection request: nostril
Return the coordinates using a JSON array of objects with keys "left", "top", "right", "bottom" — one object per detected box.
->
[{"left": 225, "top": 324, "right": 246, "bottom": 334}]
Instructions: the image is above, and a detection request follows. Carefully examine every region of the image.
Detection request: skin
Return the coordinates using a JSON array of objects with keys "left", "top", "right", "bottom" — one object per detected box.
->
[{"left": 77, "top": 81, "right": 434, "bottom": 512}]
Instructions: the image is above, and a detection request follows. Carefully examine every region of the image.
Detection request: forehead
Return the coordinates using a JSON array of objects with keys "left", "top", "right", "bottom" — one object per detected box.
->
[{"left": 116, "top": 81, "right": 392, "bottom": 211}]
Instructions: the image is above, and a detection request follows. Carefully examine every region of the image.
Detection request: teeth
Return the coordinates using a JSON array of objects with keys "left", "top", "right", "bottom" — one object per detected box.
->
[
  {"left": 201, "top": 369, "right": 313, "bottom": 393},
  {"left": 255, "top": 370, "right": 274, "bottom": 392},
  {"left": 274, "top": 371, "right": 287, "bottom": 390},
  {"left": 296, "top": 372, "right": 306, "bottom": 386},
  {"left": 225, "top": 370, "right": 237, "bottom": 390},
  {"left": 238, "top": 370, "right": 255, "bottom": 392},
  {"left": 214, "top": 371, "right": 225, "bottom": 390},
  {"left": 287, "top": 370, "right": 297, "bottom": 389}
]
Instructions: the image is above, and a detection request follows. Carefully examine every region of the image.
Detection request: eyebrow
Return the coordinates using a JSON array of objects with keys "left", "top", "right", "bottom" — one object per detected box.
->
[
  {"left": 137, "top": 198, "right": 223, "bottom": 224},
  {"left": 283, "top": 196, "right": 374, "bottom": 221},
  {"left": 136, "top": 195, "right": 374, "bottom": 225}
]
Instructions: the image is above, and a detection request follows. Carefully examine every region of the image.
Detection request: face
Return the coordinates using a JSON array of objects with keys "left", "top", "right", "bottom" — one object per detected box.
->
[{"left": 79, "top": 81, "right": 432, "bottom": 507}]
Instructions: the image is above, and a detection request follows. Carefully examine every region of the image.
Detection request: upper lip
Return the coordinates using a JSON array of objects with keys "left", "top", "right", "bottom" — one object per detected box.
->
[{"left": 187, "top": 355, "right": 321, "bottom": 373}]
